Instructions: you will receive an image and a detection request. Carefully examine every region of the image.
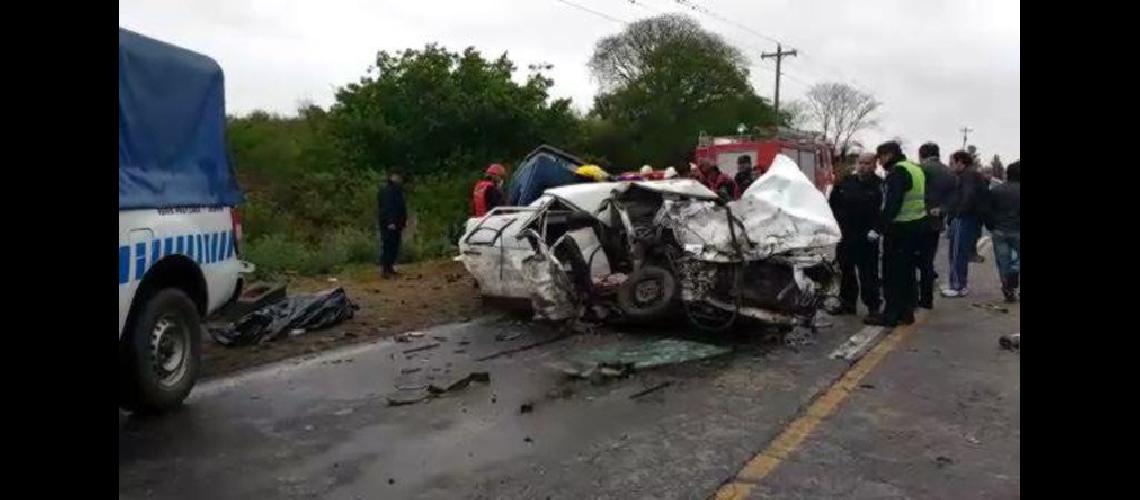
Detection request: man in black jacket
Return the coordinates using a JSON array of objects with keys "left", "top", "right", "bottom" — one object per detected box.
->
[
  {"left": 828, "top": 152, "right": 883, "bottom": 319},
  {"left": 916, "top": 142, "right": 956, "bottom": 308},
  {"left": 734, "top": 155, "right": 755, "bottom": 194},
  {"left": 378, "top": 171, "right": 407, "bottom": 279},
  {"left": 983, "top": 160, "right": 1020, "bottom": 302},
  {"left": 943, "top": 151, "right": 988, "bottom": 297}
]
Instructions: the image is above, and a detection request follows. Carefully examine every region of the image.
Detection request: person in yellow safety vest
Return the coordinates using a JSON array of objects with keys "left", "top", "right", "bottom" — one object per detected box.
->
[{"left": 865, "top": 141, "right": 927, "bottom": 327}]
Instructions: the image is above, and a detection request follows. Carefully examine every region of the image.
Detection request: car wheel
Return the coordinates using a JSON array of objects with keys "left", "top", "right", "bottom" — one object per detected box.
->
[
  {"left": 120, "top": 288, "right": 202, "bottom": 414},
  {"left": 617, "top": 265, "right": 677, "bottom": 320}
]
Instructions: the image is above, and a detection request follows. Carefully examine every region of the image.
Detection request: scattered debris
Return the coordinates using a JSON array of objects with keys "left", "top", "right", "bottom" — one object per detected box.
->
[
  {"left": 562, "top": 338, "right": 731, "bottom": 375},
  {"left": 965, "top": 435, "right": 980, "bottom": 445},
  {"left": 289, "top": 328, "right": 306, "bottom": 336},
  {"left": 327, "top": 277, "right": 339, "bottom": 283},
  {"left": 999, "top": 333, "right": 1020, "bottom": 351},
  {"left": 386, "top": 393, "right": 430, "bottom": 406},
  {"left": 428, "top": 371, "right": 492, "bottom": 395},
  {"left": 831, "top": 326, "right": 888, "bottom": 361},
  {"left": 973, "top": 303, "right": 1010, "bottom": 314},
  {"left": 935, "top": 456, "right": 954, "bottom": 468},
  {"left": 454, "top": 349, "right": 468, "bottom": 354},
  {"left": 400, "top": 367, "right": 423, "bottom": 374},
  {"left": 304, "top": 425, "right": 314, "bottom": 431},
  {"left": 629, "top": 380, "right": 674, "bottom": 399},
  {"left": 387, "top": 478, "right": 395, "bottom": 485},
  {"left": 494, "top": 331, "right": 526, "bottom": 342},
  {"left": 519, "top": 402, "right": 534, "bottom": 414},
  {"left": 432, "top": 336, "right": 448, "bottom": 342},
  {"left": 403, "top": 342, "right": 442, "bottom": 354},
  {"left": 209, "top": 288, "right": 358, "bottom": 346},
  {"left": 333, "top": 407, "right": 354, "bottom": 416},
  {"left": 476, "top": 333, "right": 573, "bottom": 361},
  {"left": 859, "top": 383, "right": 875, "bottom": 389},
  {"left": 523, "top": 436, "right": 533, "bottom": 443},
  {"left": 406, "top": 331, "right": 426, "bottom": 338}
]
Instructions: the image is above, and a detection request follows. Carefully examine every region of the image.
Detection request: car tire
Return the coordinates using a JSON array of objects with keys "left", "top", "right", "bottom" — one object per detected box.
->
[
  {"left": 120, "top": 288, "right": 202, "bottom": 414},
  {"left": 617, "top": 265, "right": 677, "bottom": 321}
]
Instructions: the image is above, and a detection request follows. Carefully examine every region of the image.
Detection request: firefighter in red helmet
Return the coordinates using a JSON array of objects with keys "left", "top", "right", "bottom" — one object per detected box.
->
[{"left": 472, "top": 163, "right": 507, "bottom": 217}]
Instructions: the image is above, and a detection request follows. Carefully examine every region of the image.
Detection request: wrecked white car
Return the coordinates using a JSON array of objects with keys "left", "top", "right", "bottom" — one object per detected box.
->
[{"left": 457, "top": 154, "right": 842, "bottom": 331}]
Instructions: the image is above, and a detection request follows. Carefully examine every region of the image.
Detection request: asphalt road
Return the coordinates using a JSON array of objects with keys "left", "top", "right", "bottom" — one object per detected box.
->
[{"left": 119, "top": 249, "right": 1020, "bottom": 499}]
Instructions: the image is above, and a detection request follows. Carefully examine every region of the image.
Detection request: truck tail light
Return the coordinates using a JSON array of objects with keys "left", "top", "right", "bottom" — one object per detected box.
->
[{"left": 231, "top": 208, "right": 243, "bottom": 257}]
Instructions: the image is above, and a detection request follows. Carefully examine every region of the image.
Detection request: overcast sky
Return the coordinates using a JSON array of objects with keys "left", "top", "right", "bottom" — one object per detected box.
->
[{"left": 120, "top": 0, "right": 1019, "bottom": 162}]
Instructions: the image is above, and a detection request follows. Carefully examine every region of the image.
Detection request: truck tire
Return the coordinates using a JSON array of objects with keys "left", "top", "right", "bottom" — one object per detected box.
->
[
  {"left": 120, "top": 288, "right": 202, "bottom": 414},
  {"left": 617, "top": 265, "right": 677, "bottom": 321}
]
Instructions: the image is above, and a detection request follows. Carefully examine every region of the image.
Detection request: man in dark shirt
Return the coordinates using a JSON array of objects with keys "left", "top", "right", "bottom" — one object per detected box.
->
[
  {"left": 943, "top": 151, "right": 989, "bottom": 297},
  {"left": 828, "top": 152, "right": 883, "bottom": 319},
  {"left": 866, "top": 142, "right": 927, "bottom": 327},
  {"left": 916, "top": 142, "right": 956, "bottom": 308},
  {"left": 734, "top": 155, "right": 755, "bottom": 194},
  {"left": 983, "top": 160, "right": 1020, "bottom": 302},
  {"left": 377, "top": 171, "right": 407, "bottom": 279}
]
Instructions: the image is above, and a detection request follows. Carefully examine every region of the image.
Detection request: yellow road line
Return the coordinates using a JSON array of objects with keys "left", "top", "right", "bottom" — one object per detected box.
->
[{"left": 713, "top": 313, "right": 926, "bottom": 498}]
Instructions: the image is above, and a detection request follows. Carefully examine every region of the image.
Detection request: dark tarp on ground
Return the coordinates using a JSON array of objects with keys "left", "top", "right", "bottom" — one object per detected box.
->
[
  {"left": 119, "top": 28, "right": 243, "bottom": 210},
  {"left": 209, "top": 288, "right": 358, "bottom": 346},
  {"left": 507, "top": 145, "right": 586, "bottom": 206}
]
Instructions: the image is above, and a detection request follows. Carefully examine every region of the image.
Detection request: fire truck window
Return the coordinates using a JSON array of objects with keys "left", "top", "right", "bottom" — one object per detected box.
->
[{"left": 799, "top": 149, "right": 817, "bottom": 176}]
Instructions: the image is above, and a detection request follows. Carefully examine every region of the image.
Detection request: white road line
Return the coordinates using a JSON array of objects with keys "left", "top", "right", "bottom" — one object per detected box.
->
[{"left": 829, "top": 325, "right": 888, "bottom": 362}]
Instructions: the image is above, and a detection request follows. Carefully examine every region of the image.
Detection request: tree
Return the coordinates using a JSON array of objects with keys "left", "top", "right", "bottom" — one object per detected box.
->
[
  {"left": 329, "top": 44, "right": 580, "bottom": 176},
  {"left": 802, "top": 82, "right": 881, "bottom": 156},
  {"left": 587, "top": 14, "right": 778, "bottom": 167}
]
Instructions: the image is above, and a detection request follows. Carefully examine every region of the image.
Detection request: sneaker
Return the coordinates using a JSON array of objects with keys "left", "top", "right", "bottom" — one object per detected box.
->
[
  {"left": 1002, "top": 288, "right": 1018, "bottom": 303},
  {"left": 970, "top": 254, "right": 986, "bottom": 264},
  {"left": 918, "top": 300, "right": 934, "bottom": 310},
  {"left": 941, "top": 288, "right": 968, "bottom": 298}
]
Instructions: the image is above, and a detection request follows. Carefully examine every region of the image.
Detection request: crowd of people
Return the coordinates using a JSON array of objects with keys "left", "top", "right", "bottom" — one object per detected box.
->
[
  {"left": 829, "top": 141, "right": 1020, "bottom": 327},
  {"left": 376, "top": 142, "right": 1020, "bottom": 318}
]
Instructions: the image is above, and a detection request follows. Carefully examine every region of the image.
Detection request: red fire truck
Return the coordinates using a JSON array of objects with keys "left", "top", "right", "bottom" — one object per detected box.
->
[{"left": 694, "top": 128, "right": 836, "bottom": 197}]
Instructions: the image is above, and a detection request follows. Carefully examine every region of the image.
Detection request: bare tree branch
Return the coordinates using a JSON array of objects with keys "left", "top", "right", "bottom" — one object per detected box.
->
[{"left": 802, "top": 82, "right": 880, "bottom": 155}]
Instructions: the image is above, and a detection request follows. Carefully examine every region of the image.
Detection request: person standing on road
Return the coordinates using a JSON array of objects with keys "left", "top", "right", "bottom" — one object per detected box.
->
[
  {"left": 943, "top": 151, "right": 988, "bottom": 298},
  {"left": 916, "top": 142, "right": 956, "bottom": 309},
  {"left": 378, "top": 171, "right": 407, "bottom": 279},
  {"left": 734, "top": 155, "right": 756, "bottom": 194},
  {"left": 471, "top": 163, "right": 506, "bottom": 218},
  {"left": 828, "top": 152, "right": 883, "bottom": 319},
  {"left": 865, "top": 141, "right": 927, "bottom": 327},
  {"left": 983, "top": 160, "right": 1020, "bottom": 302}
]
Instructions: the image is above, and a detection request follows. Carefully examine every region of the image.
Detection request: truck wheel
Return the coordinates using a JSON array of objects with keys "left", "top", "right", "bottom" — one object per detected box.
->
[
  {"left": 617, "top": 265, "right": 677, "bottom": 321},
  {"left": 120, "top": 288, "right": 202, "bottom": 414}
]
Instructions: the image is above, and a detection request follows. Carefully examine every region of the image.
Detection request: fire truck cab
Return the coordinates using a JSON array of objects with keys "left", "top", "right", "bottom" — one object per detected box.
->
[{"left": 694, "top": 129, "right": 836, "bottom": 197}]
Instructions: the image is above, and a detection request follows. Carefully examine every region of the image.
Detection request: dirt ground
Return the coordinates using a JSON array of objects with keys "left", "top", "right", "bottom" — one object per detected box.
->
[{"left": 200, "top": 259, "right": 487, "bottom": 379}]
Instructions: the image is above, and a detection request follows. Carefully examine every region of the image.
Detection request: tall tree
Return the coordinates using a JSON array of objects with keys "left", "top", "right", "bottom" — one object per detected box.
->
[
  {"left": 803, "top": 82, "right": 881, "bottom": 156},
  {"left": 587, "top": 14, "right": 778, "bottom": 168}
]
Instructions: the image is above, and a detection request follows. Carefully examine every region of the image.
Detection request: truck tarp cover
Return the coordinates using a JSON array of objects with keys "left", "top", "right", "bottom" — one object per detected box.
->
[
  {"left": 507, "top": 145, "right": 584, "bottom": 206},
  {"left": 119, "top": 28, "right": 243, "bottom": 210}
]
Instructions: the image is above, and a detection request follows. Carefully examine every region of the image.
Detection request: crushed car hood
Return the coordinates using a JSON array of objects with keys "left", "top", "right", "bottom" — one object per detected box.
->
[{"left": 668, "top": 154, "right": 842, "bottom": 262}]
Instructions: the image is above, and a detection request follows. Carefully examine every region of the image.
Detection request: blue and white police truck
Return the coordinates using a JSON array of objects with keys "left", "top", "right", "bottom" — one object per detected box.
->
[{"left": 119, "top": 29, "right": 250, "bottom": 412}]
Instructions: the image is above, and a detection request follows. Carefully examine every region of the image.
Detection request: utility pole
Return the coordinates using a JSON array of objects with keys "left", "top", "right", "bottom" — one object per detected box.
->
[
  {"left": 959, "top": 126, "right": 973, "bottom": 149},
  {"left": 761, "top": 44, "right": 797, "bottom": 123}
]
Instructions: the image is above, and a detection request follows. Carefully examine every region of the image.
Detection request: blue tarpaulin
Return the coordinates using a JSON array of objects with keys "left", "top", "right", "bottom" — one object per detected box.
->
[
  {"left": 119, "top": 28, "right": 243, "bottom": 210},
  {"left": 506, "top": 145, "right": 585, "bottom": 206}
]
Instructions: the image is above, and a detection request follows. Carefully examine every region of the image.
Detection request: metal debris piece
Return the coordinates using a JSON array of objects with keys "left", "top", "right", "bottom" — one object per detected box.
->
[
  {"left": 519, "top": 402, "right": 534, "bottom": 414},
  {"left": 973, "top": 303, "right": 1010, "bottom": 314},
  {"left": 400, "top": 367, "right": 423, "bottom": 374},
  {"left": 428, "top": 371, "right": 492, "bottom": 395},
  {"left": 629, "top": 380, "right": 674, "bottom": 399}
]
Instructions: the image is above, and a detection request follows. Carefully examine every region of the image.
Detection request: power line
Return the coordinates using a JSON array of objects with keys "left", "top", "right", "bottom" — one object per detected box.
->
[{"left": 552, "top": 0, "right": 628, "bottom": 24}]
